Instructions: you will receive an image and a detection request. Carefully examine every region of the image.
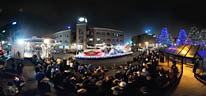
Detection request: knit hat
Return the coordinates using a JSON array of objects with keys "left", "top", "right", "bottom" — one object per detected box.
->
[
  {"left": 119, "top": 81, "right": 126, "bottom": 88},
  {"left": 77, "top": 88, "right": 87, "bottom": 93}
]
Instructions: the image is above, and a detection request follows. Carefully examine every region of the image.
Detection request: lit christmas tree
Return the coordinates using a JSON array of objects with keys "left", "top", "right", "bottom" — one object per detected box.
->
[
  {"left": 157, "top": 28, "right": 173, "bottom": 45},
  {"left": 176, "top": 29, "right": 188, "bottom": 45}
]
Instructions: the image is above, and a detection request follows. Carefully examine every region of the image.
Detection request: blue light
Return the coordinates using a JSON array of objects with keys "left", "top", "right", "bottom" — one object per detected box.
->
[
  {"left": 67, "top": 26, "right": 71, "bottom": 29},
  {"left": 145, "top": 30, "right": 148, "bottom": 33},
  {"left": 12, "top": 21, "right": 17, "bottom": 25},
  {"left": 198, "top": 50, "right": 206, "bottom": 58}
]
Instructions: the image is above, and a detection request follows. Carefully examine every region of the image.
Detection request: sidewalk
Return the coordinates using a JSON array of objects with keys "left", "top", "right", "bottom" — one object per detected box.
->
[{"left": 171, "top": 65, "right": 206, "bottom": 96}]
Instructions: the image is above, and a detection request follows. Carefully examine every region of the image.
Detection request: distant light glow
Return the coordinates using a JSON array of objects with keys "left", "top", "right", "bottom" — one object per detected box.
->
[
  {"left": 18, "top": 39, "right": 24, "bottom": 44},
  {"left": 1, "top": 41, "right": 5, "bottom": 44},
  {"left": 89, "top": 38, "right": 93, "bottom": 41},
  {"left": 67, "top": 26, "right": 71, "bottom": 29},
  {"left": 139, "top": 43, "right": 141, "bottom": 46},
  {"left": 145, "top": 42, "right": 149, "bottom": 45},
  {"left": 59, "top": 46, "right": 63, "bottom": 49},
  {"left": 65, "top": 46, "right": 69, "bottom": 49},
  {"left": 96, "top": 38, "right": 100, "bottom": 41},
  {"left": 79, "top": 17, "right": 85, "bottom": 22},
  {"left": 2, "top": 30, "right": 5, "bottom": 33},
  {"left": 44, "top": 39, "right": 50, "bottom": 44},
  {"left": 85, "top": 19, "right": 88, "bottom": 23},
  {"left": 12, "top": 21, "right": 17, "bottom": 25}
]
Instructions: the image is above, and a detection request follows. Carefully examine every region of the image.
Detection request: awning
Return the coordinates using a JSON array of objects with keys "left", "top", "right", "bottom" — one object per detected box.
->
[{"left": 163, "top": 45, "right": 206, "bottom": 59}]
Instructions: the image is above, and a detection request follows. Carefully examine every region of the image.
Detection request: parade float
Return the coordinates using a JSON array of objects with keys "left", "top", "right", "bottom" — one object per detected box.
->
[{"left": 75, "top": 45, "right": 133, "bottom": 60}]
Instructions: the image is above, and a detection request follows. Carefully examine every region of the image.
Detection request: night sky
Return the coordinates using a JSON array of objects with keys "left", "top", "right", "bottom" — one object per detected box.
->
[{"left": 0, "top": 0, "right": 205, "bottom": 42}]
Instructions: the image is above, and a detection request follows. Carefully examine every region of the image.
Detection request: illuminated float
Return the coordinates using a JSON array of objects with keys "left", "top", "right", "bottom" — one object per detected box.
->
[{"left": 75, "top": 45, "right": 133, "bottom": 60}]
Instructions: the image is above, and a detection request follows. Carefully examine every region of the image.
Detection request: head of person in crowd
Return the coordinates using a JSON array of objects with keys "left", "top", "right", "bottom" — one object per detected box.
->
[
  {"left": 66, "top": 60, "right": 70, "bottom": 65},
  {"left": 14, "top": 75, "right": 20, "bottom": 81},
  {"left": 41, "top": 77, "right": 50, "bottom": 83},
  {"left": 57, "top": 58, "right": 61, "bottom": 64},
  {"left": 119, "top": 81, "right": 126, "bottom": 88}
]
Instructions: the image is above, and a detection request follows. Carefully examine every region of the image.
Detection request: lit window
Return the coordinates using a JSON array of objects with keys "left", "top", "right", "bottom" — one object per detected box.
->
[
  {"left": 89, "top": 38, "right": 93, "bottom": 41},
  {"left": 97, "top": 38, "right": 100, "bottom": 41}
]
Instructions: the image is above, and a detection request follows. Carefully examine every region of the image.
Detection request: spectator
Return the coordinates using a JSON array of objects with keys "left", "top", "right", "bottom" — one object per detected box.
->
[
  {"left": 38, "top": 77, "right": 51, "bottom": 96},
  {"left": 13, "top": 75, "right": 25, "bottom": 93},
  {"left": 3, "top": 82, "right": 19, "bottom": 96}
]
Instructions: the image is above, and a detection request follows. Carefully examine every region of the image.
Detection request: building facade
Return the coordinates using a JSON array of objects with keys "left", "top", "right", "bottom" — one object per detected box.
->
[
  {"left": 52, "top": 30, "right": 71, "bottom": 49},
  {"left": 132, "top": 34, "right": 157, "bottom": 49},
  {"left": 90, "top": 27, "right": 124, "bottom": 46},
  {"left": 53, "top": 17, "right": 124, "bottom": 50},
  {"left": 76, "top": 24, "right": 124, "bottom": 49}
]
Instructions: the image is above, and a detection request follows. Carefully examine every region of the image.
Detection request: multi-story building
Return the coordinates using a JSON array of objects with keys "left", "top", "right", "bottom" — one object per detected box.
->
[
  {"left": 90, "top": 27, "right": 124, "bottom": 46},
  {"left": 53, "top": 17, "right": 124, "bottom": 50},
  {"left": 76, "top": 17, "right": 124, "bottom": 49},
  {"left": 52, "top": 30, "right": 71, "bottom": 49}
]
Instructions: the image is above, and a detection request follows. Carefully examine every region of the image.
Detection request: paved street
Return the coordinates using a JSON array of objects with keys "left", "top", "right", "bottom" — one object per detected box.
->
[
  {"left": 21, "top": 65, "right": 39, "bottom": 96},
  {"left": 171, "top": 65, "right": 206, "bottom": 96}
]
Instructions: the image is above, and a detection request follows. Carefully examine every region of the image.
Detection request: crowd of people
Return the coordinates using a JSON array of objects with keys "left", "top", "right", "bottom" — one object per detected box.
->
[
  {"left": 0, "top": 58, "right": 25, "bottom": 96},
  {"left": 0, "top": 49, "right": 180, "bottom": 96},
  {"left": 32, "top": 49, "right": 179, "bottom": 96}
]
